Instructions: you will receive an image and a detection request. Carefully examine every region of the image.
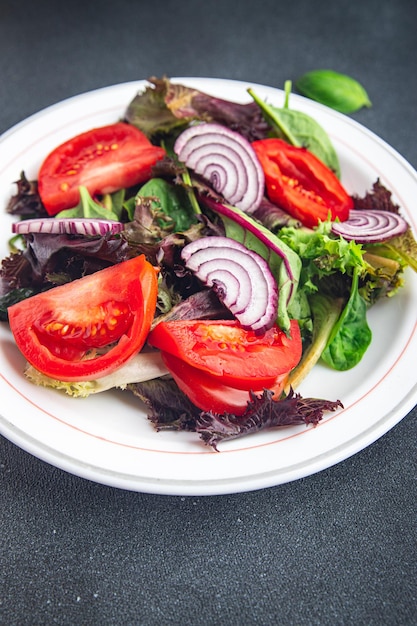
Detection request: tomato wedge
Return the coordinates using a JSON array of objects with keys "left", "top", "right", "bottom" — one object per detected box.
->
[
  {"left": 161, "top": 352, "right": 289, "bottom": 416},
  {"left": 147, "top": 319, "right": 301, "bottom": 391},
  {"left": 252, "top": 138, "right": 353, "bottom": 228},
  {"left": 7, "top": 256, "right": 158, "bottom": 381},
  {"left": 38, "top": 122, "right": 166, "bottom": 215}
]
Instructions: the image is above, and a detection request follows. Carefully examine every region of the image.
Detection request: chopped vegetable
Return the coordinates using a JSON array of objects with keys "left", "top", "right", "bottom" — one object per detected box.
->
[
  {"left": 12, "top": 216, "right": 124, "bottom": 236},
  {"left": 248, "top": 82, "right": 341, "bottom": 177},
  {"left": 7, "top": 256, "right": 158, "bottom": 381},
  {"left": 252, "top": 138, "right": 354, "bottom": 228},
  {"left": 331, "top": 209, "right": 408, "bottom": 242},
  {"left": 159, "top": 351, "right": 289, "bottom": 416},
  {"left": 174, "top": 122, "right": 264, "bottom": 212},
  {"left": 38, "top": 123, "right": 166, "bottom": 215},
  {"left": 199, "top": 195, "right": 301, "bottom": 333},
  {"left": 147, "top": 319, "right": 302, "bottom": 391},
  {"left": 181, "top": 236, "right": 278, "bottom": 332}
]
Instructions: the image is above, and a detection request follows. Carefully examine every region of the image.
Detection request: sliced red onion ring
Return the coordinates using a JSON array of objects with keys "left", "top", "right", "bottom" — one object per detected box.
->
[
  {"left": 331, "top": 209, "right": 408, "bottom": 243},
  {"left": 174, "top": 123, "right": 264, "bottom": 213},
  {"left": 12, "top": 218, "right": 124, "bottom": 237},
  {"left": 181, "top": 236, "right": 278, "bottom": 333}
]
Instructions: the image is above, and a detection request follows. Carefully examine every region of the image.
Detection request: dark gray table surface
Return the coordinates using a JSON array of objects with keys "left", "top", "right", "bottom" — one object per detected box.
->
[{"left": 1, "top": 1, "right": 416, "bottom": 624}]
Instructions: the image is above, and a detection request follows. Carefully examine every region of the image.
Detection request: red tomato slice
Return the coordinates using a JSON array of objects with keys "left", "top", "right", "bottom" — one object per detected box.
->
[
  {"left": 38, "top": 122, "right": 166, "bottom": 215},
  {"left": 161, "top": 351, "right": 289, "bottom": 416},
  {"left": 8, "top": 255, "right": 158, "bottom": 381},
  {"left": 252, "top": 138, "right": 353, "bottom": 228},
  {"left": 147, "top": 319, "right": 301, "bottom": 391}
]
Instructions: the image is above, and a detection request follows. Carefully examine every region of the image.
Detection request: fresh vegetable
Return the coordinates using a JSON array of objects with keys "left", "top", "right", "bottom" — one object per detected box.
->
[
  {"left": 55, "top": 185, "right": 125, "bottom": 222},
  {"left": 174, "top": 122, "right": 265, "bottom": 212},
  {"left": 37, "top": 123, "right": 166, "bottom": 215},
  {"left": 320, "top": 268, "right": 372, "bottom": 370},
  {"left": 248, "top": 82, "right": 341, "bottom": 177},
  {"left": 296, "top": 69, "right": 372, "bottom": 114},
  {"left": 160, "top": 351, "right": 289, "bottom": 415},
  {"left": 7, "top": 255, "right": 158, "bottom": 381},
  {"left": 24, "top": 351, "right": 170, "bottom": 397},
  {"left": 195, "top": 389, "right": 343, "bottom": 449},
  {"left": 331, "top": 209, "right": 408, "bottom": 243},
  {"left": 199, "top": 195, "right": 302, "bottom": 333},
  {"left": 181, "top": 236, "right": 278, "bottom": 332},
  {"left": 135, "top": 177, "right": 198, "bottom": 231},
  {"left": 125, "top": 76, "right": 270, "bottom": 142},
  {"left": 12, "top": 216, "right": 124, "bottom": 236},
  {"left": 147, "top": 319, "right": 302, "bottom": 391},
  {"left": 252, "top": 138, "right": 354, "bottom": 228}
]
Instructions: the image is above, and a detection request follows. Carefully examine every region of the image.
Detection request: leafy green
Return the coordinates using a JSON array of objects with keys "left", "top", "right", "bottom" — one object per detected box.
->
[
  {"left": 296, "top": 69, "right": 372, "bottom": 114},
  {"left": 129, "top": 379, "right": 343, "bottom": 450},
  {"left": 56, "top": 186, "right": 123, "bottom": 221},
  {"left": 278, "top": 222, "right": 367, "bottom": 294},
  {"left": 136, "top": 177, "right": 198, "bottom": 232},
  {"left": 0, "top": 287, "right": 37, "bottom": 321},
  {"left": 321, "top": 269, "right": 372, "bottom": 370},
  {"left": 125, "top": 76, "right": 269, "bottom": 142},
  {"left": 196, "top": 389, "right": 343, "bottom": 449},
  {"left": 25, "top": 352, "right": 170, "bottom": 397},
  {"left": 384, "top": 229, "right": 417, "bottom": 273},
  {"left": 248, "top": 81, "right": 341, "bottom": 177},
  {"left": 287, "top": 293, "right": 343, "bottom": 388}
]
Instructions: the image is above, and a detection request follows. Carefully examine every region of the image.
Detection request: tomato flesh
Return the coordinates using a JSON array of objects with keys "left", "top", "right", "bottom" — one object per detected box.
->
[
  {"left": 38, "top": 122, "right": 166, "bottom": 215},
  {"left": 34, "top": 300, "right": 133, "bottom": 359},
  {"left": 8, "top": 255, "right": 158, "bottom": 381},
  {"left": 148, "top": 319, "right": 301, "bottom": 391},
  {"left": 162, "top": 351, "right": 289, "bottom": 416},
  {"left": 252, "top": 138, "right": 353, "bottom": 228}
]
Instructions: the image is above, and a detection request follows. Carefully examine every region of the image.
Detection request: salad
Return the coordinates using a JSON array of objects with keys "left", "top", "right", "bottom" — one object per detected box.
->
[{"left": 1, "top": 76, "right": 416, "bottom": 450}]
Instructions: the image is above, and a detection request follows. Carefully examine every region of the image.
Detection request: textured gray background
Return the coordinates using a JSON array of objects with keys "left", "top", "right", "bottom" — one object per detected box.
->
[{"left": 1, "top": 1, "right": 416, "bottom": 624}]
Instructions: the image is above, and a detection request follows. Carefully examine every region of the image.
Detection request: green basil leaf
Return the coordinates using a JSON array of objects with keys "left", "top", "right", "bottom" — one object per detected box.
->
[
  {"left": 296, "top": 70, "right": 372, "bottom": 114},
  {"left": 248, "top": 86, "right": 341, "bottom": 177}
]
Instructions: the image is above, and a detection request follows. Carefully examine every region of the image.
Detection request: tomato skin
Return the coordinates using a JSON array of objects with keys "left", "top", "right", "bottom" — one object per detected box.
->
[
  {"left": 7, "top": 255, "right": 158, "bottom": 381},
  {"left": 38, "top": 123, "right": 166, "bottom": 215},
  {"left": 252, "top": 139, "right": 353, "bottom": 228},
  {"left": 147, "top": 319, "right": 301, "bottom": 391},
  {"left": 161, "top": 351, "right": 289, "bottom": 416}
]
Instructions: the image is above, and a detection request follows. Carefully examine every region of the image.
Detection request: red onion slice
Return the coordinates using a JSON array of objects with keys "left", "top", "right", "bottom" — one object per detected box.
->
[
  {"left": 331, "top": 209, "right": 408, "bottom": 243},
  {"left": 181, "top": 236, "right": 278, "bottom": 333},
  {"left": 12, "top": 218, "right": 124, "bottom": 237},
  {"left": 174, "top": 123, "right": 264, "bottom": 213}
]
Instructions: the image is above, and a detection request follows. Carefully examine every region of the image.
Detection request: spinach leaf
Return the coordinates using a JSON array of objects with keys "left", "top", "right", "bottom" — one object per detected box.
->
[
  {"left": 321, "top": 269, "right": 372, "bottom": 370},
  {"left": 296, "top": 69, "right": 372, "bottom": 114},
  {"left": 137, "top": 177, "right": 197, "bottom": 232},
  {"left": 248, "top": 82, "right": 341, "bottom": 177}
]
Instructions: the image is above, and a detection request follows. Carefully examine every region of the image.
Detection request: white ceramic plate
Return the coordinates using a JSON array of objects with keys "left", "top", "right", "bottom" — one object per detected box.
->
[{"left": 1, "top": 78, "right": 416, "bottom": 496}]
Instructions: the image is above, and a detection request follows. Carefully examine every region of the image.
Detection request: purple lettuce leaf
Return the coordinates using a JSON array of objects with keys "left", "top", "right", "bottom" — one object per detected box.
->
[{"left": 196, "top": 389, "right": 343, "bottom": 450}]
